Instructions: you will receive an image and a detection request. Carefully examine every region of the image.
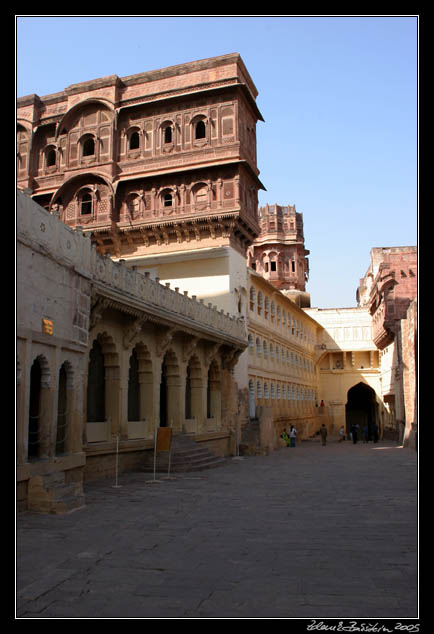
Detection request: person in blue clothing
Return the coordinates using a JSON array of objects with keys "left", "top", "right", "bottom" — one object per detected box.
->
[{"left": 289, "top": 425, "right": 297, "bottom": 447}]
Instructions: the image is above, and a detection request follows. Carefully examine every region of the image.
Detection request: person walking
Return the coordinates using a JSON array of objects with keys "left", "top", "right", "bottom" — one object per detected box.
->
[
  {"left": 372, "top": 422, "right": 379, "bottom": 443},
  {"left": 338, "top": 426, "right": 346, "bottom": 442},
  {"left": 351, "top": 423, "right": 359, "bottom": 444},
  {"left": 362, "top": 424, "right": 369, "bottom": 443},
  {"left": 289, "top": 425, "right": 297, "bottom": 448},
  {"left": 320, "top": 423, "right": 328, "bottom": 446}
]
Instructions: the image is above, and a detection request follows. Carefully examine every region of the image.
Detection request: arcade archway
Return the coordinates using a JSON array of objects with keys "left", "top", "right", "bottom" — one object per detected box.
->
[{"left": 345, "top": 382, "right": 379, "bottom": 440}]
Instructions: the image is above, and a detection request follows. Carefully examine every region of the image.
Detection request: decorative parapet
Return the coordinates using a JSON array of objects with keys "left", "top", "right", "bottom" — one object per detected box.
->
[
  {"left": 90, "top": 248, "right": 247, "bottom": 344},
  {"left": 17, "top": 190, "right": 247, "bottom": 347}
]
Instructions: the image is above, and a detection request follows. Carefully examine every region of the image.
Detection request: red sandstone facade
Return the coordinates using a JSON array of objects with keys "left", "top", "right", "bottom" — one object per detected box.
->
[
  {"left": 357, "top": 247, "right": 418, "bottom": 446},
  {"left": 357, "top": 247, "right": 417, "bottom": 350},
  {"left": 17, "top": 54, "right": 264, "bottom": 258},
  {"left": 247, "top": 203, "right": 310, "bottom": 306}
]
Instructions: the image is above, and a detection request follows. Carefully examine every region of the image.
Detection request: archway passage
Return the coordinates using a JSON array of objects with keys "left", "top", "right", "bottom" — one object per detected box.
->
[
  {"left": 159, "top": 350, "right": 181, "bottom": 429},
  {"left": 28, "top": 358, "right": 42, "bottom": 460},
  {"left": 160, "top": 358, "right": 168, "bottom": 427},
  {"left": 87, "top": 339, "right": 105, "bottom": 422},
  {"left": 56, "top": 364, "right": 68, "bottom": 455},
  {"left": 346, "top": 382, "right": 378, "bottom": 440}
]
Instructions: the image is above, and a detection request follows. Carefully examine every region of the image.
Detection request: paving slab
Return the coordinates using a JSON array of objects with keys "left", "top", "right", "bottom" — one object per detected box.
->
[{"left": 16, "top": 438, "right": 418, "bottom": 619}]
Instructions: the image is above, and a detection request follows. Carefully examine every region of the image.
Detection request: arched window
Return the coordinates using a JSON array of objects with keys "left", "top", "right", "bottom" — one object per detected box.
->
[
  {"left": 249, "top": 287, "right": 257, "bottom": 312},
  {"left": 164, "top": 126, "right": 172, "bottom": 144},
  {"left": 79, "top": 190, "right": 93, "bottom": 215},
  {"left": 194, "top": 184, "right": 208, "bottom": 206},
  {"left": 264, "top": 298, "right": 270, "bottom": 319},
  {"left": 249, "top": 380, "right": 255, "bottom": 417},
  {"left": 127, "top": 193, "right": 142, "bottom": 219},
  {"left": 256, "top": 337, "right": 261, "bottom": 356},
  {"left": 129, "top": 131, "right": 140, "bottom": 150},
  {"left": 46, "top": 147, "right": 56, "bottom": 167},
  {"left": 17, "top": 126, "right": 29, "bottom": 175},
  {"left": 164, "top": 193, "right": 173, "bottom": 207},
  {"left": 82, "top": 137, "right": 95, "bottom": 157},
  {"left": 195, "top": 120, "right": 206, "bottom": 139}
]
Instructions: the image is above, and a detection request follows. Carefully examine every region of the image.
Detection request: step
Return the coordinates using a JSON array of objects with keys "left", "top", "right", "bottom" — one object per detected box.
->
[
  {"left": 158, "top": 450, "right": 226, "bottom": 470},
  {"left": 144, "top": 433, "right": 226, "bottom": 473}
]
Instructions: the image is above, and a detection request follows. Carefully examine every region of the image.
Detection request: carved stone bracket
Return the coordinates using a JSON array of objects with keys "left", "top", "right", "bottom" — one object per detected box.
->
[
  {"left": 156, "top": 327, "right": 178, "bottom": 357},
  {"left": 203, "top": 342, "right": 221, "bottom": 366},
  {"left": 221, "top": 347, "right": 243, "bottom": 370},
  {"left": 122, "top": 316, "right": 148, "bottom": 349},
  {"left": 89, "top": 295, "right": 110, "bottom": 330},
  {"left": 182, "top": 336, "right": 198, "bottom": 362}
]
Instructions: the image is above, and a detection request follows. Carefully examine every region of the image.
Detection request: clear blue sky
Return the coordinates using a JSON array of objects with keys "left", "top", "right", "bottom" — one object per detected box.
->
[{"left": 16, "top": 15, "right": 418, "bottom": 308}]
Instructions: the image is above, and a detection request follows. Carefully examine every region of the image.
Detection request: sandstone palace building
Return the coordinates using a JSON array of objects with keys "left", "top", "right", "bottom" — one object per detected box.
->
[{"left": 16, "top": 54, "right": 417, "bottom": 513}]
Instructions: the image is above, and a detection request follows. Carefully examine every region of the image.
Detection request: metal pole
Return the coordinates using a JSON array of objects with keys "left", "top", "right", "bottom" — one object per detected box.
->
[
  {"left": 147, "top": 424, "right": 162, "bottom": 483},
  {"left": 112, "top": 434, "right": 122, "bottom": 488},
  {"left": 153, "top": 426, "right": 157, "bottom": 480}
]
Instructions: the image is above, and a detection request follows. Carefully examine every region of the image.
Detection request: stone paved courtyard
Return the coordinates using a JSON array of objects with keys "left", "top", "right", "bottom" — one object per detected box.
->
[{"left": 16, "top": 438, "right": 418, "bottom": 619}]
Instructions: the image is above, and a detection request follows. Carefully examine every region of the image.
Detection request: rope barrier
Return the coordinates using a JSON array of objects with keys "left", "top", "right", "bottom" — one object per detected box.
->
[{"left": 26, "top": 409, "right": 72, "bottom": 447}]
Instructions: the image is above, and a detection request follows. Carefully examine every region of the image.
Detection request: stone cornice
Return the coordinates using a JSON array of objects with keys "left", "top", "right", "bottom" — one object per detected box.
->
[{"left": 91, "top": 276, "right": 247, "bottom": 349}]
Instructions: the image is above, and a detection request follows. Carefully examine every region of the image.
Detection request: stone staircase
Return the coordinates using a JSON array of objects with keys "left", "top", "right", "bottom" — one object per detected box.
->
[{"left": 144, "top": 433, "right": 227, "bottom": 473}]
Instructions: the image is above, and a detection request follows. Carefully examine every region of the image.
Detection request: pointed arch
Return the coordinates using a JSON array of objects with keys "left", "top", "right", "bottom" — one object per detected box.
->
[
  {"left": 87, "top": 332, "right": 119, "bottom": 424},
  {"left": 207, "top": 358, "right": 221, "bottom": 423},
  {"left": 160, "top": 349, "right": 181, "bottom": 428},
  {"left": 55, "top": 98, "right": 115, "bottom": 140},
  {"left": 185, "top": 353, "right": 203, "bottom": 421},
  {"left": 345, "top": 382, "right": 379, "bottom": 440},
  {"left": 28, "top": 354, "right": 51, "bottom": 461},
  {"left": 56, "top": 360, "right": 74, "bottom": 455}
]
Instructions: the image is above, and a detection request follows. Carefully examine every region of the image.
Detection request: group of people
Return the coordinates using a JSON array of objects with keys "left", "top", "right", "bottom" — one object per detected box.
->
[
  {"left": 281, "top": 426, "right": 297, "bottom": 447},
  {"left": 346, "top": 422, "right": 379, "bottom": 444},
  {"left": 281, "top": 421, "right": 380, "bottom": 448},
  {"left": 281, "top": 423, "right": 329, "bottom": 447}
]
